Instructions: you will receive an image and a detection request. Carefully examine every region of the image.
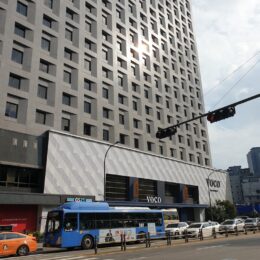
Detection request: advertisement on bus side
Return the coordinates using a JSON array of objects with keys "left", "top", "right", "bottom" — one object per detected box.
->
[{"left": 99, "top": 228, "right": 136, "bottom": 243}]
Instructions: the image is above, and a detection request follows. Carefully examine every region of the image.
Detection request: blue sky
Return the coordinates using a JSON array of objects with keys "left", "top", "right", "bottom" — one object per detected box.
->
[{"left": 192, "top": 0, "right": 260, "bottom": 169}]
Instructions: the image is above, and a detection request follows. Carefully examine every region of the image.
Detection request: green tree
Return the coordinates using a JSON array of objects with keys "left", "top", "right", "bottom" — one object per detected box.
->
[{"left": 206, "top": 200, "right": 236, "bottom": 223}]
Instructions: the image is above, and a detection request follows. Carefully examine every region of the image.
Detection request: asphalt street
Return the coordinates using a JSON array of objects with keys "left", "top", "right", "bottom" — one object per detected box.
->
[{"left": 2, "top": 234, "right": 260, "bottom": 260}]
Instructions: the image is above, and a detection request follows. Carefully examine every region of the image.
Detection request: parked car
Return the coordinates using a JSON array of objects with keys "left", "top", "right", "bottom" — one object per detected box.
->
[
  {"left": 208, "top": 221, "right": 220, "bottom": 232},
  {"left": 244, "top": 218, "right": 260, "bottom": 230},
  {"left": 219, "top": 219, "right": 245, "bottom": 234},
  {"left": 0, "top": 232, "right": 37, "bottom": 257},
  {"left": 186, "top": 222, "right": 213, "bottom": 238},
  {"left": 165, "top": 222, "right": 189, "bottom": 237}
]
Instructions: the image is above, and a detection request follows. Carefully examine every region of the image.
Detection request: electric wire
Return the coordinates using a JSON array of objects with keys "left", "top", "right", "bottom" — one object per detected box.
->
[
  {"left": 205, "top": 51, "right": 260, "bottom": 97},
  {"left": 210, "top": 58, "right": 260, "bottom": 110}
]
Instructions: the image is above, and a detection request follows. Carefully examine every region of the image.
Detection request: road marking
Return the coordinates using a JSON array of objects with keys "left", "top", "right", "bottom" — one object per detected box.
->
[
  {"left": 197, "top": 244, "right": 228, "bottom": 250},
  {"left": 128, "top": 257, "right": 148, "bottom": 260}
]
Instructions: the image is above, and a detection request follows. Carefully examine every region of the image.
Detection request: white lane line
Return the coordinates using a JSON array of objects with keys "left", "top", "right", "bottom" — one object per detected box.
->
[
  {"left": 128, "top": 257, "right": 148, "bottom": 260},
  {"left": 197, "top": 244, "right": 228, "bottom": 250}
]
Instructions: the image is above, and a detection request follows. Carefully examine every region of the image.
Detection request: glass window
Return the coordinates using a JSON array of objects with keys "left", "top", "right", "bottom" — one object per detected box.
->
[
  {"left": 17, "top": 1, "right": 28, "bottom": 16},
  {"left": 65, "top": 28, "right": 73, "bottom": 41},
  {"left": 80, "top": 213, "right": 95, "bottom": 230},
  {"left": 62, "top": 118, "right": 70, "bottom": 132},
  {"left": 64, "top": 71, "right": 71, "bottom": 83},
  {"left": 12, "top": 49, "right": 23, "bottom": 64},
  {"left": 14, "top": 23, "right": 26, "bottom": 38},
  {"left": 5, "top": 102, "right": 18, "bottom": 119},
  {"left": 46, "top": 0, "right": 53, "bottom": 9},
  {"left": 84, "top": 79, "right": 92, "bottom": 91},
  {"left": 62, "top": 93, "right": 71, "bottom": 106},
  {"left": 36, "top": 110, "right": 46, "bottom": 125},
  {"left": 39, "top": 60, "right": 50, "bottom": 73},
  {"left": 64, "top": 213, "right": 77, "bottom": 231},
  {"left": 41, "top": 38, "right": 51, "bottom": 51},
  {"left": 43, "top": 15, "right": 53, "bottom": 28},
  {"left": 102, "top": 88, "right": 109, "bottom": 99},
  {"left": 84, "top": 101, "right": 91, "bottom": 113},
  {"left": 37, "top": 84, "right": 48, "bottom": 99},
  {"left": 9, "top": 73, "right": 21, "bottom": 89},
  {"left": 103, "top": 129, "right": 109, "bottom": 141},
  {"left": 83, "top": 123, "right": 92, "bottom": 136}
]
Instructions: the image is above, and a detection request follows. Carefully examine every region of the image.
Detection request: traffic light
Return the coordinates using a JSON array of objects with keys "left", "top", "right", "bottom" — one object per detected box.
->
[
  {"left": 207, "top": 106, "right": 236, "bottom": 123},
  {"left": 156, "top": 127, "right": 177, "bottom": 139}
]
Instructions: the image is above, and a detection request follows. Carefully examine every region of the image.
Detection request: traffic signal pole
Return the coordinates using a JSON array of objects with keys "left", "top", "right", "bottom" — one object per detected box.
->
[{"left": 156, "top": 93, "right": 260, "bottom": 139}]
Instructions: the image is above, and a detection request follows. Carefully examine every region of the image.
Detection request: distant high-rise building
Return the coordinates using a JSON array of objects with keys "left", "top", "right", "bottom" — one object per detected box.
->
[{"left": 247, "top": 147, "right": 260, "bottom": 177}]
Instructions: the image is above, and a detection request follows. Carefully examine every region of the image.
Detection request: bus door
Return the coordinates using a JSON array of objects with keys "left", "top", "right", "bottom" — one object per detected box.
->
[
  {"left": 44, "top": 211, "right": 62, "bottom": 247},
  {"left": 62, "top": 213, "right": 79, "bottom": 248}
]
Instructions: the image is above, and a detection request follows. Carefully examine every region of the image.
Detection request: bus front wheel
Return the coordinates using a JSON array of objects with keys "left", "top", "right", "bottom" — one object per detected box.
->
[{"left": 81, "top": 235, "right": 94, "bottom": 250}]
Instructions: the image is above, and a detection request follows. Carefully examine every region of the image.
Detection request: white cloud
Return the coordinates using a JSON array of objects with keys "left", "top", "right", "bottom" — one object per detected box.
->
[
  {"left": 192, "top": 0, "right": 260, "bottom": 169},
  {"left": 208, "top": 122, "right": 260, "bottom": 169}
]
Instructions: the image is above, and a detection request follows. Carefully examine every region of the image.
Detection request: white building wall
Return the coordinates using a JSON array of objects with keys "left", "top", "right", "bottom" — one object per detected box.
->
[{"left": 44, "top": 131, "right": 232, "bottom": 205}]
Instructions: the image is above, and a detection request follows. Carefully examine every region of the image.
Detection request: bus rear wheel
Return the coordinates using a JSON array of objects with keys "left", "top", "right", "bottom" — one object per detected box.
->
[{"left": 81, "top": 235, "right": 93, "bottom": 250}]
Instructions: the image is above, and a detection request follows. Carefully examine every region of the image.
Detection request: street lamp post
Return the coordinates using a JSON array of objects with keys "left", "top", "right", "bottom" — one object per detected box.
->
[{"left": 104, "top": 141, "right": 120, "bottom": 201}]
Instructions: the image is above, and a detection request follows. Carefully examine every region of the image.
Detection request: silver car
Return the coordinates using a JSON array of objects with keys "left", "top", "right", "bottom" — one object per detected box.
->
[
  {"left": 219, "top": 219, "right": 244, "bottom": 233},
  {"left": 165, "top": 222, "right": 189, "bottom": 237}
]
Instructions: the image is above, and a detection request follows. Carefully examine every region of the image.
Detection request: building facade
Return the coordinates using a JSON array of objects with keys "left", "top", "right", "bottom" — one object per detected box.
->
[
  {"left": 0, "top": 0, "right": 218, "bottom": 232},
  {"left": 0, "top": 0, "right": 211, "bottom": 165},
  {"left": 247, "top": 147, "right": 260, "bottom": 177}
]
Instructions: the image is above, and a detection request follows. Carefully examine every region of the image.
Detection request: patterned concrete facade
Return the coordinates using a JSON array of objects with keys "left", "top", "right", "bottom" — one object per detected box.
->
[{"left": 45, "top": 131, "right": 231, "bottom": 204}]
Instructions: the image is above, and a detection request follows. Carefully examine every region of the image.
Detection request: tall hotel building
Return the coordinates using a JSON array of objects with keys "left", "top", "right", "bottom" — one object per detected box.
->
[{"left": 0, "top": 0, "right": 221, "bottom": 231}]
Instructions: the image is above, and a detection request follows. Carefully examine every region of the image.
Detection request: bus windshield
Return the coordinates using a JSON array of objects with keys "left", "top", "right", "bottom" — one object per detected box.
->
[{"left": 46, "top": 211, "right": 62, "bottom": 233}]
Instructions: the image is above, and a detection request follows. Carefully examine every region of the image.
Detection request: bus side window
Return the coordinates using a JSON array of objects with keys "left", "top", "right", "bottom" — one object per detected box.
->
[{"left": 64, "top": 213, "right": 77, "bottom": 231}]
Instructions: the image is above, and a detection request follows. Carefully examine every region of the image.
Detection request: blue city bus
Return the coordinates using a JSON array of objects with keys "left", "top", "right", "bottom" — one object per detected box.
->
[{"left": 44, "top": 201, "right": 165, "bottom": 249}]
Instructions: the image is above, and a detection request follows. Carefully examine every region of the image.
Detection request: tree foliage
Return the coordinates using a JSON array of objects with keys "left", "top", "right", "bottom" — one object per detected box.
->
[{"left": 206, "top": 200, "right": 236, "bottom": 223}]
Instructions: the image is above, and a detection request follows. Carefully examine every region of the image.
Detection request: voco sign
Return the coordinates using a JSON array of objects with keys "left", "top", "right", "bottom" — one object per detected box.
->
[
  {"left": 147, "top": 196, "right": 162, "bottom": 204},
  {"left": 206, "top": 179, "right": 221, "bottom": 188}
]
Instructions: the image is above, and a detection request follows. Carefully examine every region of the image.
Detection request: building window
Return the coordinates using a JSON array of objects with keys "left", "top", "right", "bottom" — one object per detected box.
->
[
  {"left": 147, "top": 142, "right": 153, "bottom": 151},
  {"left": 102, "top": 88, "right": 109, "bottom": 99},
  {"left": 17, "top": 1, "right": 28, "bottom": 16},
  {"left": 119, "top": 114, "right": 125, "bottom": 125},
  {"left": 62, "top": 93, "right": 71, "bottom": 106},
  {"left": 84, "top": 123, "right": 92, "bottom": 136},
  {"left": 62, "top": 118, "right": 70, "bottom": 132},
  {"left": 64, "top": 48, "right": 73, "bottom": 60},
  {"left": 41, "top": 38, "right": 51, "bottom": 51},
  {"left": 134, "top": 138, "right": 139, "bottom": 148},
  {"left": 133, "top": 100, "right": 138, "bottom": 111},
  {"left": 103, "top": 108, "right": 110, "bottom": 119},
  {"left": 84, "top": 79, "right": 93, "bottom": 91},
  {"left": 103, "top": 129, "right": 109, "bottom": 141},
  {"left": 35, "top": 110, "right": 47, "bottom": 125},
  {"left": 39, "top": 60, "right": 50, "bottom": 73},
  {"left": 146, "top": 123, "right": 151, "bottom": 133},
  {"left": 5, "top": 102, "right": 18, "bottom": 118},
  {"left": 84, "top": 58, "right": 91, "bottom": 71},
  {"left": 119, "top": 134, "right": 125, "bottom": 144},
  {"left": 65, "top": 28, "right": 73, "bottom": 41},
  {"left": 63, "top": 70, "right": 71, "bottom": 83},
  {"left": 133, "top": 119, "right": 139, "bottom": 128},
  {"left": 12, "top": 49, "right": 23, "bottom": 64},
  {"left": 84, "top": 101, "right": 91, "bottom": 113},
  {"left": 37, "top": 84, "right": 47, "bottom": 99},
  {"left": 46, "top": 0, "right": 53, "bottom": 9},
  {"left": 9, "top": 73, "right": 21, "bottom": 89},
  {"left": 14, "top": 23, "right": 26, "bottom": 38},
  {"left": 43, "top": 15, "right": 53, "bottom": 28}
]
